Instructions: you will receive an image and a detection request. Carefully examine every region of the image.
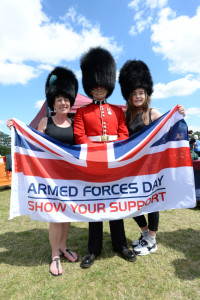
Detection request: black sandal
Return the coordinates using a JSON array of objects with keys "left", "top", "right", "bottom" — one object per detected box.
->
[
  {"left": 59, "top": 248, "right": 79, "bottom": 262},
  {"left": 49, "top": 257, "right": 62, "bottom": 276}
]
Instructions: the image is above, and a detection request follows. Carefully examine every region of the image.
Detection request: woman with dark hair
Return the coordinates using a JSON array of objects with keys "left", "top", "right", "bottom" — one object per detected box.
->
[
  {"left": 7, "top": 66, "right": 79, "bottom": 276},
  {"left": 38, "top": 66, "right": 79, "bottom": 275}
]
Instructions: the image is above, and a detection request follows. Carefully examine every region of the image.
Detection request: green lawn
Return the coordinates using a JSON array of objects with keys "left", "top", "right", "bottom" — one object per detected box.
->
[{"left": 0, "top": 187, "right": 200, "bottom": 300}]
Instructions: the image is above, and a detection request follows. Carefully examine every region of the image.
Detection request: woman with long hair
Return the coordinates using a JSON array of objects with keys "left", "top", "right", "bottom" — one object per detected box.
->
[{"left": 119, "top": 60, "right": 185, "bottom": 256}]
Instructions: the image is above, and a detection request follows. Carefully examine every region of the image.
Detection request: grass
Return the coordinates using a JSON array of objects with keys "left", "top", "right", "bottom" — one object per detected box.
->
[{"left": 0, "top": 187, "right": 200, "bottom": 300}]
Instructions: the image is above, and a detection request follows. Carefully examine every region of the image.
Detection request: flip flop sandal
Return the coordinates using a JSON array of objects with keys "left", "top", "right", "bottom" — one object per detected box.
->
[
  {"left": 49, "top": 257, "right": 62, "bottom": 276},
  {"left": 59, "top": 248, "right": 79, "bottom": 262}
]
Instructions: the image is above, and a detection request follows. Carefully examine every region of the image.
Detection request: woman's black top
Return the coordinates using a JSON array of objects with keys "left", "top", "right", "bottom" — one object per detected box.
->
[
  {"left": 45, "top": 117, "right": 74, "bottom": 145},
  {"left": 128, "top": 109, "right": 152, "bottom": 136}
]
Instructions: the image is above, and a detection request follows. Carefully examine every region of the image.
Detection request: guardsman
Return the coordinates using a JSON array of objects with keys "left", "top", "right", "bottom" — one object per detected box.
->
[{"left": 74, "top": 47, "right": 136, "bottom": 268}]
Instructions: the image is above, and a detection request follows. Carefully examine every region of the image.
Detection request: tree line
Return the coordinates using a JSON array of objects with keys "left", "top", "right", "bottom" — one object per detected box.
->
[{"left": 0, "top": 131, "right": 11, "bottom": 156}]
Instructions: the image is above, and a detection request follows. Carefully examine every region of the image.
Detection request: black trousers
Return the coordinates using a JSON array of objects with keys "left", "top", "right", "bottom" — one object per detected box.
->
[
  {"left": 133, "top": 211, "right": 159, "bottom": 232},
  {"left": 88, "top": 219, "right": 127, "bottom": 255}
]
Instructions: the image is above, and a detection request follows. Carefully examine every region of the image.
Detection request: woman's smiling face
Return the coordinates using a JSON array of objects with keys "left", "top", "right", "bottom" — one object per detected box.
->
[
  {"left": 130, "top": 88, "right": 146, "bottom": 108},
  {"left": 53, "top": 95, "right": 70, "bottom": 114}
]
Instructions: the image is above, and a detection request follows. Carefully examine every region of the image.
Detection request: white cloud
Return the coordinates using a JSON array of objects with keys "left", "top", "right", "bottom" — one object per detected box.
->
[
  {"left": 0, "top": 62, "right": 39, "bottom": 85},
  {"left": 61, "top": 7, "right": 77, "bottom": 23},
  {"left": 128, "top": 2, "right": 200, "bottom": 76},
  {"left": 128, "top": 0, "right": 141, "bottom": 10},
  {"left": 134, "top": 11, "right": 143, "bottom": 20},
  {"left": 75, "top": 70, "right": 82, "bottom": 80},
  {"left": 153, "top": 75, "right": 200, "bottom": 99},
  {"left": 146, "top": 0, "right": 168, "bottom": 10},
  {"left": 38, "top": 64, "right": 54, "bottom": 71},
  {"left": 128, "top": 0, "right": 167, "bottom": 11},
  {"left": 129, "top": 26, "right": 137, "bottom": 36},
  {"left": 186, "top": 107, "right": 200, "bottom": 116},
  {"left": 136, "top": 16, "right": 153, "bottom": 33},
  {"left": 128, "top": 0, "right": 168, "bottom": 34},
  {"left": 61, "top": 7, "right": 93, "bottom": 29},
  {"left": 35, "top": 100, "right": 45, "bottom": 109},
  {"left": 151, "top": 7, "right": 200, "bottom": 74},
  {"left": 116, "top": 70, "right": 120, "bottom": 81},
  {"left": 0, "top": 0, "right": 122, "bottom": 85}
]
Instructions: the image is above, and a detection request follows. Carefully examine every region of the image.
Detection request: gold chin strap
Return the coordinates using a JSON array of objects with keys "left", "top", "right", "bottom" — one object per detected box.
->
[{"left": 91, "top": 89, "right": 108, "bottom": 96}]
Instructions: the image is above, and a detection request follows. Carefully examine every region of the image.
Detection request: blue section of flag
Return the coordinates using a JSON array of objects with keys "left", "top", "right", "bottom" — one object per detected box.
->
[
  {"left": 151, "top": 119, "right": 188, "bottom": 146},
  {"left": 113, "top": 112, "right": 168, "bottom": 160},
  {"left": 28, "top": 126, "right": 82, "bottom": 159},
  {"left": 113, "top": 112, "right": 188, "bottom": 160},
  {"left": 14, "top": 127, "right": 44, "bottom": 152}
]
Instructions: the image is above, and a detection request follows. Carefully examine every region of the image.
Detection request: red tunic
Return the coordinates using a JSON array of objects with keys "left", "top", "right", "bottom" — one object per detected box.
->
[{"left": 74, "top": 102, "right": 129, "bottom": 144}]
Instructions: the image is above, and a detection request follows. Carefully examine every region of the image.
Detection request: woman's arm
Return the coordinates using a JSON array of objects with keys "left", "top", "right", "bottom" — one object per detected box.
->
[
  {"left": 151, "top": 105, "right": 186, "bottom": 122},
  {"left": 151, "top": 108, "right": 162, "bottom": 122},
  {"left": 37, "top": 117, "right": 48, "bottom": 133}
]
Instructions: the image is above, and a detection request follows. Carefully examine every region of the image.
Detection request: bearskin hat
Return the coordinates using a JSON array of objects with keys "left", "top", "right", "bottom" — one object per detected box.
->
[
  {"left": 80, "top": 47, "right": 116, "bottom": 98},
  {"left": 45, "top": 66, "right": 78, "bottom": 110},
  {"left": 119, "top": 60, "right": 153, "bottom": 101}
]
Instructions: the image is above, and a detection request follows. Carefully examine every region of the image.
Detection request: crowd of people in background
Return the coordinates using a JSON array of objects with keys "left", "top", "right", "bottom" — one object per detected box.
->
[{"left": 188, "top": 130, "right": 200, "bottom": 160}]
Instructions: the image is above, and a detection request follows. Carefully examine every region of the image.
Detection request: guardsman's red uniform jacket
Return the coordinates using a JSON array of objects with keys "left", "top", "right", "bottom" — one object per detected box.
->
[{"left": 74, "top": 102, "right": 129, "bottom": 145}]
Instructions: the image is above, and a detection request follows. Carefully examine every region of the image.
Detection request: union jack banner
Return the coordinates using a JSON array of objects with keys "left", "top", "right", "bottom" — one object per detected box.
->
[{"left": 10, "top": 105, "right": 196, "bottom": 222}]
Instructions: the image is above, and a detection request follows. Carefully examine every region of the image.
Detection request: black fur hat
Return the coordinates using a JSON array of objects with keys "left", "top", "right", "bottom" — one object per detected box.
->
[
  {"left": 80, "top": 47, "right": 116, "bottom": 98},
  {"left": 119, "top": 60, "right": 153, "bottom": 101},
  {"left": 45, "top": 66, "right": 78, "bottom": 110}
]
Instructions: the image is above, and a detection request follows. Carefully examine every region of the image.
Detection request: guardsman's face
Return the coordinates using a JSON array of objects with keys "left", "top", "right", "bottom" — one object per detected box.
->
[{"left": 91, "top": 86, "right": 108, "bottom": 100}]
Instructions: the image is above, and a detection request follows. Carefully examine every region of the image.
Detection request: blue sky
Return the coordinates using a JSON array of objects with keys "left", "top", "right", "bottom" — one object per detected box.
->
[{"left": 1, "top": 0, "right": 200, "bottom": 135}]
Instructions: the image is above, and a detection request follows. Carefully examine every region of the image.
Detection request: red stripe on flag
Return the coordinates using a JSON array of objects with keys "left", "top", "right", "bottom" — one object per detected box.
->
[
  {"left": 14, "top": 147, "right": 192, "bottom": 182},
  {"left": 13, "top": 120, "right": 62, "bottom": 157},
  {"left": 86, "top": 142, "right": 108, "bottom": 172}
]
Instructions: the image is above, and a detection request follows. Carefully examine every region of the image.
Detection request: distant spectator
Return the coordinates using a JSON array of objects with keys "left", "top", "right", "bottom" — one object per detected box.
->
[
  {"left": 194, "top": 134, "right": 200, "bottom": 157},
  {"left": 191, "top": 150, "right": 198, "bottom": 160},
  {"left": 188, "top": 130, "right": 198, "bottom": 160},
  {"left": 188, "top": 130, "right": 195, "bottom": 151}
]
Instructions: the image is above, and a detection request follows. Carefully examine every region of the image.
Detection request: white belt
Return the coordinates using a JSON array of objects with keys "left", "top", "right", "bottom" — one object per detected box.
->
[{"left": 88, "top": 135, "right": 118, "bottom": 142}]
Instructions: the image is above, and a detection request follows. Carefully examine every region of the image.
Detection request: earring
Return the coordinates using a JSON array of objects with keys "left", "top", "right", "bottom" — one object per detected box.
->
[{"left": 54, "top": 108, "right": 56, "bottom": 113}]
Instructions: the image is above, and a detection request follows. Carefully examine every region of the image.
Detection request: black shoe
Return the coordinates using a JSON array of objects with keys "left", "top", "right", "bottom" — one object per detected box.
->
[
  {"left": 118, "top": 246, "right": 136, "bottom": 262},
  {"left": 80, "top": 253, "right": 96, "bottom": 268}
]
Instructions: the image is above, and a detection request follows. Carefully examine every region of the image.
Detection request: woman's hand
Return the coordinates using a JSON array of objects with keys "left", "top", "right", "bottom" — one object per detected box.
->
[
  {"left": 7, "top": 119, "right": 14, "bottom": 130},
  {"left": 178, "top": 105, "right": 186, "bottom": 117}
]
